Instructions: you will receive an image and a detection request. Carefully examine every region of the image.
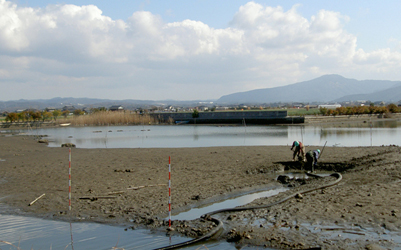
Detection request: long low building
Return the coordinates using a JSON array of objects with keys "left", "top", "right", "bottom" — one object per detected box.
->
[{"left": 150, "top": 110, "right": 304, "bottom": 124}]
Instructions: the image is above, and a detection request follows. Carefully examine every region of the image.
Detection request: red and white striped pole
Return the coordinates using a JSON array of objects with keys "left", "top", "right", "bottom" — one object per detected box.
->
[
  {"left": 168, "top": 156, "right": 171, "bottom": 229},
  {"left": 69, "top": 148, "right": 72, "bottom": 211}
]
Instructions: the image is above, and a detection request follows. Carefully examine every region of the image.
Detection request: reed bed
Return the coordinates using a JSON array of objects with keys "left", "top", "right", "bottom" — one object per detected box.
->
[{"left": 66, "top": 111, "right": 158, "bottom": 126}]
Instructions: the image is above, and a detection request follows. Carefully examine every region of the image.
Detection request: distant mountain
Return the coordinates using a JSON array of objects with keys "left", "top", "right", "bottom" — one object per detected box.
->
[
  {"left": 217, "top": 74, "right": 401, "bottom": 104},
  {"left": 0, "top": 97, "right": 131, "bottom": 112},
  {"left": 0, "top": 97, "right": 215, "bottom": 112},
  {"left": 332, "top": 84, "right": 401, "bottom": 103},
  {"left": 2, "top": 75, "right": 401, "bottom": 112}
]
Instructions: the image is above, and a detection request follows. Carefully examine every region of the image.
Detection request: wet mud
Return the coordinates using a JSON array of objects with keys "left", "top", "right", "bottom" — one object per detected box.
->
[{"left": 0, "top": 133, "right": 401, "bottom": 249}]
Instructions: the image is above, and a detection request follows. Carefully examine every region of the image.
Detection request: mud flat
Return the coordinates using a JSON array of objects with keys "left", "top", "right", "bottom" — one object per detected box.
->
[{"left": 0, "top": 126, "right": 401, "bottom": 249}]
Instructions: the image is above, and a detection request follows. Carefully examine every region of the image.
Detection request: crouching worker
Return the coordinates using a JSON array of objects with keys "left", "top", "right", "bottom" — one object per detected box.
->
[
  {"left": 306, "top": 149, "right": 320, "bottom": 172},
  {"left": 290, "top": 141, "right": 306, "bottom": 161}
]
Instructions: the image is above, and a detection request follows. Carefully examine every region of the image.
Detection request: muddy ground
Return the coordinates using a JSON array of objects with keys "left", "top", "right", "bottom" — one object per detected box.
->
[{"left": 1, "top": 117, "right": 401, "bottom": 249}]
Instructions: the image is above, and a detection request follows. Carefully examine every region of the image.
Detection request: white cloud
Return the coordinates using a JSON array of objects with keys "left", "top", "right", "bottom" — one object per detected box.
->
[
  {"left": 0, "top": 0, "right": 31, "bottom": 50},
  {"left": 0, "top": 0, "right": 401, "bottom": 101}
]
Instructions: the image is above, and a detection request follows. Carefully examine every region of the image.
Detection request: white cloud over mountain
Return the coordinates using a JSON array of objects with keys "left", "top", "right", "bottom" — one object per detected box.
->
[{"left": 0, "top": 0, "right": 400, "bottom": 101}]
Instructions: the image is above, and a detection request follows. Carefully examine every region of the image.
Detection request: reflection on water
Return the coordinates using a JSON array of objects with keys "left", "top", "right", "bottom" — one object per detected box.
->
[
  {"left": 375, "top": 120, "right": 399, "bottom": 128},
  {"left": 0, "top": 212, "right": 190, "bottom": 250},
  {"left": 315, "top": 127, "right": 399, "bottom": 147},
  {"left": 25, "top": 120, "right": 401, "bottom": 148},
  {"left": 0, "top": 206, "right": 261, "bottom": 250}
]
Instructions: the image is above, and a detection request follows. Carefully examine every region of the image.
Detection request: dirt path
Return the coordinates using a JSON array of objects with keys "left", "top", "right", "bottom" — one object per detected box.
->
[{"left": 0, "top": 129, "right": 401, "bottom": 249}]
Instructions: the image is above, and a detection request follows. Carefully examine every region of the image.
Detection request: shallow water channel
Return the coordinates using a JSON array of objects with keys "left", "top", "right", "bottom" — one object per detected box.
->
[
  {"left": 0, "top": 184, "right": 291, "bottom": 250},
  {"left": 170, "top": 186, "right": 289, "bottom": 221}
]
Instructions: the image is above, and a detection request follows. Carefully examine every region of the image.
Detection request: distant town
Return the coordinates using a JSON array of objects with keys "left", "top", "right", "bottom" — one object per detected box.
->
[
  {"left": 1, "top": 99, "right": 400, "bottom": 123},
  {"left": 0, "top": 101, "right": 401, "bottom": 116}
]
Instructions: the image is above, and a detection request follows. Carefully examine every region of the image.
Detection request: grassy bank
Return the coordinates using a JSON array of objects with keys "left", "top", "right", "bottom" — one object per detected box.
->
[{"left": 283, "top": 108, "right": 319, "bottom": 116}]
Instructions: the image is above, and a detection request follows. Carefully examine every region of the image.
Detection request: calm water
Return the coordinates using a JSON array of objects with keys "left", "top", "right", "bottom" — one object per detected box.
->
[
  {"left": 26, "top": 120, "right": 401, "bottom": 148},
  {"left": 0, "top": 210, "right": 186, "bottom": 250},
  {"left": 0, "top": 212, "right": 257, "bottom": 250}
]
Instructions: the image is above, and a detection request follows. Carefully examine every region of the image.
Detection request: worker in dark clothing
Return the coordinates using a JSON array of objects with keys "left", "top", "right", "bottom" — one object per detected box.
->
[{"left": 306, "top": 149, "right": 320, "bottom": 172}]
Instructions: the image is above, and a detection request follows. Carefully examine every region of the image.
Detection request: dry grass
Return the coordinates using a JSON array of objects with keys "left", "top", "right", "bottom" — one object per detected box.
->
[{"left": 65, "top": 111, "right": 157, "bottom": 126}]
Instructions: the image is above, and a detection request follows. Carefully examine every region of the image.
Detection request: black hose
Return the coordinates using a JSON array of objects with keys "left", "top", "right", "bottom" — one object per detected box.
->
[
  {"left": 153, "top": 172, "right": 342, "bottom": 250},
  {"left": 152, "top": 216, "right": 223, "bottom": 250}
]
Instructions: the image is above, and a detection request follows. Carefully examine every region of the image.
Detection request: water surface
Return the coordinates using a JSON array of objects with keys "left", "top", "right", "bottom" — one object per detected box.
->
[
  {"left": 26, "top": 122, "right": 401, "bottom": 148},
  {"left": 171, "top": 187, "right": 288, "bottom": 221}
]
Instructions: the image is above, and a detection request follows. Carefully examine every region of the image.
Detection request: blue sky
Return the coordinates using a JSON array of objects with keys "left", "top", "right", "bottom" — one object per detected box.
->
[{"left": 2, "top": 0, "right": 401, "bottom": 101}]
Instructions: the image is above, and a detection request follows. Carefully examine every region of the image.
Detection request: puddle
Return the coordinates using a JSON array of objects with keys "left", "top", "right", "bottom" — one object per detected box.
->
[
  {"left": 276, "top": 171, "right": 310, "bottom": 179},
  {"left": 275, "top": 171, "right": 334, "bottom": 180},
  {"left": 314, "top": 224, "right": 401, "bottom": 241},
  {"left": 0, "top": 213, "right": 190, "bottom": 250},
  {"left": 171, "top": 187, "right": 289, "bottom": 221},
  {"left": 303, "top": 223, "right": 401, "bottom": 247},
  {"left": 170, "top": 172, "right": 333, "bottom": 221}
]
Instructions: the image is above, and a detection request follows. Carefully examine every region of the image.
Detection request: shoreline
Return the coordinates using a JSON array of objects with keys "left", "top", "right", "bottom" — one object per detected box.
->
[
  {"left": 1, "top": 113, "right": 400, "bottom": 130},
  {"left": 1, "top": 117, "right": 401, "bottom": 249}
]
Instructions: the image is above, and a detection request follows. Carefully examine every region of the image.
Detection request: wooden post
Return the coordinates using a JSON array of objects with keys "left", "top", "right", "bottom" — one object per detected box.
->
[
  {"left": 168, "top": 156, "right": 171, "bottom": 229},
  {"left": 69, "top": 148, "right": 72, "bottom": 211}
]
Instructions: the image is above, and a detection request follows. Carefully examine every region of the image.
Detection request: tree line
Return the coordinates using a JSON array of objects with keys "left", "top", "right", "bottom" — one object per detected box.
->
[
  {"left": 319, "top": 103, "right": 400, "bottom": 116},
  {"left": 4, "top": 109, "right": 92, "bottom": 123}
]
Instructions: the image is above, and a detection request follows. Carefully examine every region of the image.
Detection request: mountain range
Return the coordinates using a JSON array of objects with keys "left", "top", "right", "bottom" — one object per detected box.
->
[
  {"left": 0, "top": 97, "right": 212, "bottom": 112},
  {"left": 217, "top": 74, "right": 401, "bottom": 104},
  {"left": 1, "top": 74, "right": 400, "bottom": 112}
]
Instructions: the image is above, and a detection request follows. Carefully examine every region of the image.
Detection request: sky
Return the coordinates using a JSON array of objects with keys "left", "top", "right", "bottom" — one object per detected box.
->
[{"left": 1, "top": 0, "right": 401, "bottom": 101}]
